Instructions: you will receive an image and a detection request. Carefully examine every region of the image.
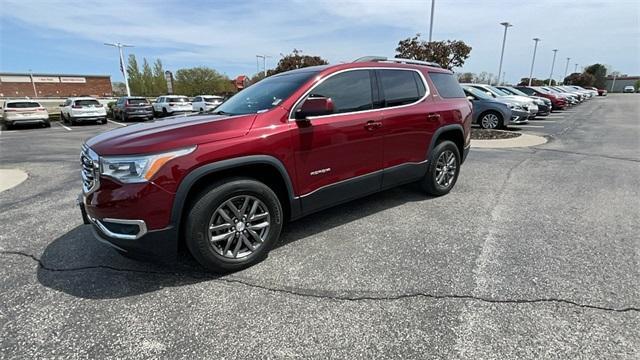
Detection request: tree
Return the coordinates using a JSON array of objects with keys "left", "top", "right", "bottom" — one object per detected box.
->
[
  {"left": 111, "top": 82, "right": 127, "bottom": 96},
  {"left": 475, "top": 72, "right": 495, "bottom": 84},
  {"left": 126, "top": 54, "right": 142, "bottom": 96},
  {"left": 518, "top": 78, "right": 547, "bottom": 86},
  {"left": 141, "top": 59, "right": 153, "bottom": 96},
  {"left": 173, "top": 67, "right": 235, "bottom": 96},
  {"left": 249, "top": 72, "right": 267, "bottom": 85},
  {"left": 152, "top": 59, "right": 167, "bottom": 95},
  {"left": 584, "top": 63, "right": 607, "bottom": 89},
  {"left": 563, "top": 72, "right": 595, "bottom": 87},
  {"left": 395, "top": 34, "right": 472, "bottom": 70},
  {"left": 269, "top": 49, "right": 328, "bottom": 75},
  {"left": 456, "top": 72, "right": 475, "bottom": 83}
]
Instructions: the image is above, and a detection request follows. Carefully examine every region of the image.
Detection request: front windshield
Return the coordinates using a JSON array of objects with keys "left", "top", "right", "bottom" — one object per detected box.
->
[
  {"left": 488, "top": 86, "right": 510, "bottom": 96},
  {"left": 464, "top": 86, "right": 493, "bottom": 100},
  {"left": 213, "top": 70, "right": 318, "bottom": 115},
  {"left": 503, "top": 87, "right": 529, "bottom": 97}
]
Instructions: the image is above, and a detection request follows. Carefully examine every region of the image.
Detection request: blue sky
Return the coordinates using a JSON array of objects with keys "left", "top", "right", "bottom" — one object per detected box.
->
[{"left": 1, "top": 0, "right": 638, "bottom": 84}]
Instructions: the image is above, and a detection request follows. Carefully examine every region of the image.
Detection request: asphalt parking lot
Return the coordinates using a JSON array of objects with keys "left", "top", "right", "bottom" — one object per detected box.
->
[{"left": 1, "top": 94, "right": 638, "bottom": 359}]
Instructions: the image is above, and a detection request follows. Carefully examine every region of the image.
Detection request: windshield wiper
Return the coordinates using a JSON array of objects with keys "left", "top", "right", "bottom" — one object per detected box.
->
[{"left": 208, "top": 110, "right": 236, "bottom": 116}]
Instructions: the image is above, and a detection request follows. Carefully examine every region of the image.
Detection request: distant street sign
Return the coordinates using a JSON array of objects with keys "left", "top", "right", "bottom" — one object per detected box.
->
[{"left": 165, "top": 71, "right": 174, "bottom": 95}]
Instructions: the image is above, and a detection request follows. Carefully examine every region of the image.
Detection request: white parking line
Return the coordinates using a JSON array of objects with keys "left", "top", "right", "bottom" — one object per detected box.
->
[
  {"left": 530, "top": 120, "right": 557, "bottom": 123},
  {"left": 108, "top": 119, "right": 126, "bottom": 127},
  {"left": 58, "top": 122, "right": 72, "bottom": 131},
  {"left": 516, "top": 125, "right": 545, "bottom": 128}
]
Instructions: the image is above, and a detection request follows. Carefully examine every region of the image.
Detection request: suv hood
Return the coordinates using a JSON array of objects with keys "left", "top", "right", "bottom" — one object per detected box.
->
[{"left": 86, "top": 113, "right": 256, "bottom": 156}]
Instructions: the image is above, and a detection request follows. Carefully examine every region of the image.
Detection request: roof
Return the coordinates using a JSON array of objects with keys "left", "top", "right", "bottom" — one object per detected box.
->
[{"left": 0, "top": 72, "right": 111, "bottom": 78}]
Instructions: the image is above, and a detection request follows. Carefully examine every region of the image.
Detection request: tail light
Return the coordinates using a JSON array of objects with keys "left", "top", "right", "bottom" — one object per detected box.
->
[
  {"left": 72, "top": 105, "right": 82, "bottom": 108},
  {"left": 4, "top": 109, "right": 16, "bottom": 112},
  {"left": 96, "top": 104, "right": 103, "bottom": 107},
  {"left": 37, "top": 107, "right": 46, "bottom": 111}
]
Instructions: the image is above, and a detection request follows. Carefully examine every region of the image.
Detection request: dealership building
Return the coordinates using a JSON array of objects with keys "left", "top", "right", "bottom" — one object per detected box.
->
[{"left": 0, "top": 72, "right": 112, "bottom": 98}]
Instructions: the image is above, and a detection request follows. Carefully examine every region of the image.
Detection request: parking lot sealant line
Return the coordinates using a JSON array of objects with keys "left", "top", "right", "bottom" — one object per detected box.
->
[
  {"left": 108, "top": 119, "right": 126, "bottom": 127},
  {"left": 58, "top": 123, "right": 72, "bottom": 131},
  {"left": 2, "top": 249, "right": 638, "bottom": 314}
]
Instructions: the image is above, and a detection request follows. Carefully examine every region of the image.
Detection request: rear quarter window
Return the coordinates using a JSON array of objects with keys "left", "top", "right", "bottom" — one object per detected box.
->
[{"left": 429, "top": 72, "right": 465, "bottom": 98}]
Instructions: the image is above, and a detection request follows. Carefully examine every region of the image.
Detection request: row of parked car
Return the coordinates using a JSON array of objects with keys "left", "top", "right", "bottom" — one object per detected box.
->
[
  {"left": 461, "top": 83, "right": 600, "bottom": 129},
  {"left": 0, "top": 94, "right": 227, "bottom": 129}
]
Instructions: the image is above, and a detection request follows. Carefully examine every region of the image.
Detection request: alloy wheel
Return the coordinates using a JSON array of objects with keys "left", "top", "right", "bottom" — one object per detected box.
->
[
  {"left": 435, "top": 150, "right": 457, "bottom": 188},
  {"left": 208, "top": 195, "right": 271, "bottom": 259},
  {"left": 481, "top": 113, "right": 499, "bottom": 129}
]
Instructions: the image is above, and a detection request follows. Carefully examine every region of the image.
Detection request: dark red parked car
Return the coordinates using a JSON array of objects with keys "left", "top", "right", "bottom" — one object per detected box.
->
[
  {"left": 78, "top": 57, "right": 472, "bottom": 272},
  {"left": 515, "top": 86, "right": 567, "bottom": 110}
]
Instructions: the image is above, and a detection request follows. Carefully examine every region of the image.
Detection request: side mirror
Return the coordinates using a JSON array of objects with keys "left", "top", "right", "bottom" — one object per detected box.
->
[
  {"left": 466, "top": 96, "right": 474, "bottom": 101},
  {"left": 295, "top": 97, "right": 334, "bottom": 120},
  {"left": 486, "top": 91, "right": 495, "bottom": 98}
]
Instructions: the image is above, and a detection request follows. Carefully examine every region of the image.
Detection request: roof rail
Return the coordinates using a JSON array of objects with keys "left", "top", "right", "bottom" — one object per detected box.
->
[{"left": 353, "top": 56, "right": 442, "bottom": 68}]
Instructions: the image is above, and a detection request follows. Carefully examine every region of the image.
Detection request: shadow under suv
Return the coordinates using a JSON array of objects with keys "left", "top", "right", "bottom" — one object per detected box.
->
[{"left": 78, "top": 57, "right": 472, "bottom": 272}]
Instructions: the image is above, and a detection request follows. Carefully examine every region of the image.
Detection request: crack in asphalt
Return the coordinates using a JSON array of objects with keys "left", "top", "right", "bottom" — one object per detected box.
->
[{"left": 3, "top": 250, "right": 638, "bottom": 313}]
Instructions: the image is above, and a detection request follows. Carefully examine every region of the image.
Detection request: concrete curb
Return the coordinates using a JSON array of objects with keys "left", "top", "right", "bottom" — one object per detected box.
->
[
  {"left": 471, "top": 133, "right": 547, "bottom": 148},
  {"left": 0, "top": 169, "right": 28, "bottom": 193}
]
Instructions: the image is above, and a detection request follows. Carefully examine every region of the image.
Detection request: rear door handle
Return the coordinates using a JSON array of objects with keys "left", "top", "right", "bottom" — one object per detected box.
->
[
  {"left": 364, "top": 120, "right": 383, "bottom": 131},
  {"left": 427, "top": 113, "right": 441, "bottom": 121}
]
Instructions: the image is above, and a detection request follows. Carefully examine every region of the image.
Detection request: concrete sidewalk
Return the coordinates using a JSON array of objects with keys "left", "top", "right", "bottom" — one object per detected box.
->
[{"left": 0, "top": 169, "right": 28, "bottom": 192}]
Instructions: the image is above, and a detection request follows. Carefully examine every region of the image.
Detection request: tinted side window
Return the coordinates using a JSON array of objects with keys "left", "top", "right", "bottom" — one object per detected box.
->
[
  {"left": 309, "top": 70, "right": 372, "bottom": 114},
  {"left": 429, "top": 72, "right": 465, "bottom": 98},
  {"left": 379, "top": 70, "right": 421, "bottom": 107}
]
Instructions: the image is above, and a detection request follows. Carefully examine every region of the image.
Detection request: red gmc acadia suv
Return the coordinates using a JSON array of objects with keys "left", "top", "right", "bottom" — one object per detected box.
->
[{"left": 78, "top": 57, "right": 472, "bottom": 272}]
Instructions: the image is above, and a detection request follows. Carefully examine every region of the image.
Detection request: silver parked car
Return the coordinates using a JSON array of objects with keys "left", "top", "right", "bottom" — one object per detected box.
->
[{"left": 1, "top": 99, "right": 50, "bottom": 129}]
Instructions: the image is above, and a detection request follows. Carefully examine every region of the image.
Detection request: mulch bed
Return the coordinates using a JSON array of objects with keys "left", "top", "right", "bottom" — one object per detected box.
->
[{"left": 471, "top": 128, "right": 522, "bottom": 140}]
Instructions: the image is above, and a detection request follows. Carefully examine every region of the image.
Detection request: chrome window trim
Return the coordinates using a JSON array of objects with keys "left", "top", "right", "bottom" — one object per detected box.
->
[
  {"left": 288, "top": 67, "right": 431, "bottom": 121},
  {"left": 295, "top": 159, "right": 429, "bottom": 199}
]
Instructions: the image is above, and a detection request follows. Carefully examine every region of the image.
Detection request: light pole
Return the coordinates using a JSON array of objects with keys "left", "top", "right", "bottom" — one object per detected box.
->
[
  {"left": 428, "top": 0, "right": 435, "bottom": 42},
  {"left": 496, "top": 22, "right": 512, "bottom": 86},
  {"left": 574, "top": 63, "right": 579, "bottom": 73},
  {"left": 256, "top": 55, "right": 272, "bottom": 76},
  {"left": 104, "top": 42, "right": 133, "bottom": 96},
  {"left": 548, "top": 49, "right": 558, "bottom": 86},
  {"left": 528, "top": 38, "right": 541, "bottom": 86},
  {"left": 29, "top": 69, "right": 38, "bottom": 98},
  {"left": 563, "top": 57, "right": 571, "bottom": 83}
]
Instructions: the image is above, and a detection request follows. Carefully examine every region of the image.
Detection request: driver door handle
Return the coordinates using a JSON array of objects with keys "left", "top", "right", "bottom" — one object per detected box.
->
[{"left": 364, "top": 120, "right": 383, "bottom": 131}]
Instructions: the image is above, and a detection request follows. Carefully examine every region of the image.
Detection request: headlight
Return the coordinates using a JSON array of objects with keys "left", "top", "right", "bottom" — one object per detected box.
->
[
  {"left": 100, "top": 146, "right": 196, "bottom": 183},
  {"left": 535, "top": 99, "right": 544, "bottom": 105}
]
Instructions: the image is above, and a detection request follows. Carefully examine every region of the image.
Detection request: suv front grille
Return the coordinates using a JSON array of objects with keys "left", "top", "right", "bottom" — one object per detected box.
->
[{"left": 81, "top": 145, "right": 99, "bottom": 194}]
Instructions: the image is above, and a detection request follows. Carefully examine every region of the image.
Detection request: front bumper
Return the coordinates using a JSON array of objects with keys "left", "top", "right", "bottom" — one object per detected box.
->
[
  {"left": 78, "top": 194, "right": 178, "bottom": 259},
  {"left": 509, "top": 110, "right": 530, "bottom": 124}
]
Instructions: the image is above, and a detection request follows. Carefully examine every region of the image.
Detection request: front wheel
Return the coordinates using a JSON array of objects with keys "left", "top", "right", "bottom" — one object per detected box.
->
[
  {"left": 186, "top": 178, "right": 283, "bottom": 273},
  {"left": 421, "top": 140, "right": 461, "bottom": 196},
  {"left": 479, "top": 111, "right": 503, "bottom": 129}
]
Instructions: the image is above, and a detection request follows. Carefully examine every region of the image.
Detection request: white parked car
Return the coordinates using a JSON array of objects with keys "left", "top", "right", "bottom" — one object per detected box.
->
[
  {"left": 60, "top": 97, "right": 107, "bottom": 125},
  {"left": 1, "top": 100, "right": 50, "bottom": 129},
  {"left": 623, "top": 85, "right": 635, "bottom": 93},
  {"left": 192, "top": 95, "right": 224, "bottom": 112},
  {"left": 153, "top": 96, "right": 192, "bottom": 117},
  {"left": 462, "top": 83, "right": 539, "bottom": 119}
]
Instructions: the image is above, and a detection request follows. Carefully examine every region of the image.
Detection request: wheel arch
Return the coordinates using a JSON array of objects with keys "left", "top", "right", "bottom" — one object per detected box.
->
[
  {"left": 428, "top": 124, "right": 465, "bottom": 161},
  {"left": 171, "top": 155, "right": 300, "bottom": 250}
]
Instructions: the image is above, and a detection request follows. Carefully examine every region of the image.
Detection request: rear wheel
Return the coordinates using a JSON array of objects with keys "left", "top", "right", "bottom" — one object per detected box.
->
[
  {"left": 479, "top": 111, "right": 503, "bottom": 129},
  {"left": 421, "top": 140, "right": 461, "bottom": 196},
  {"left": 43, "top": 120, "right": 51, "bottom": 128},
  {"left": 162, "top": 108, "right": 168, "bottom": 117},
  {"left": 186, "top": 178, "right": 283, "bottom": 273},
  {"left": 100, "top": 118, "right": 107, "bottom": 125}
]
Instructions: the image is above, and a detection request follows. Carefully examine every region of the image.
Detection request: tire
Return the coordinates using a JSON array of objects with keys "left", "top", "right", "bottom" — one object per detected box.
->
[
  {"left": 479, "top": 111, "right": 503, "bottom": 129},
  {"left": 43, "top": 120, "right": 51, "bottom": 128},
  {"left": 421, "top": 140, "right": 461, "bottom": 196},
  {"left": 200, "top": 107, "right": 204, "bottom": 113},
  {"left": 4, "top": 122, "right": 12, "bottom": 130},
  {"left": 61, "top": 113, "right": 67, "bottom": 124},
  {"left": 162, "top": 108, "right": 168, "bottom": 117},
  {"left": 122, "top": 112, "right": 128, "bottom": 122},
  {"left": 100, "top": 118, "right": 107, "bottom": 125},
  {"left": 185, "top": 178, "right": 283, "bottom": 273}
]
